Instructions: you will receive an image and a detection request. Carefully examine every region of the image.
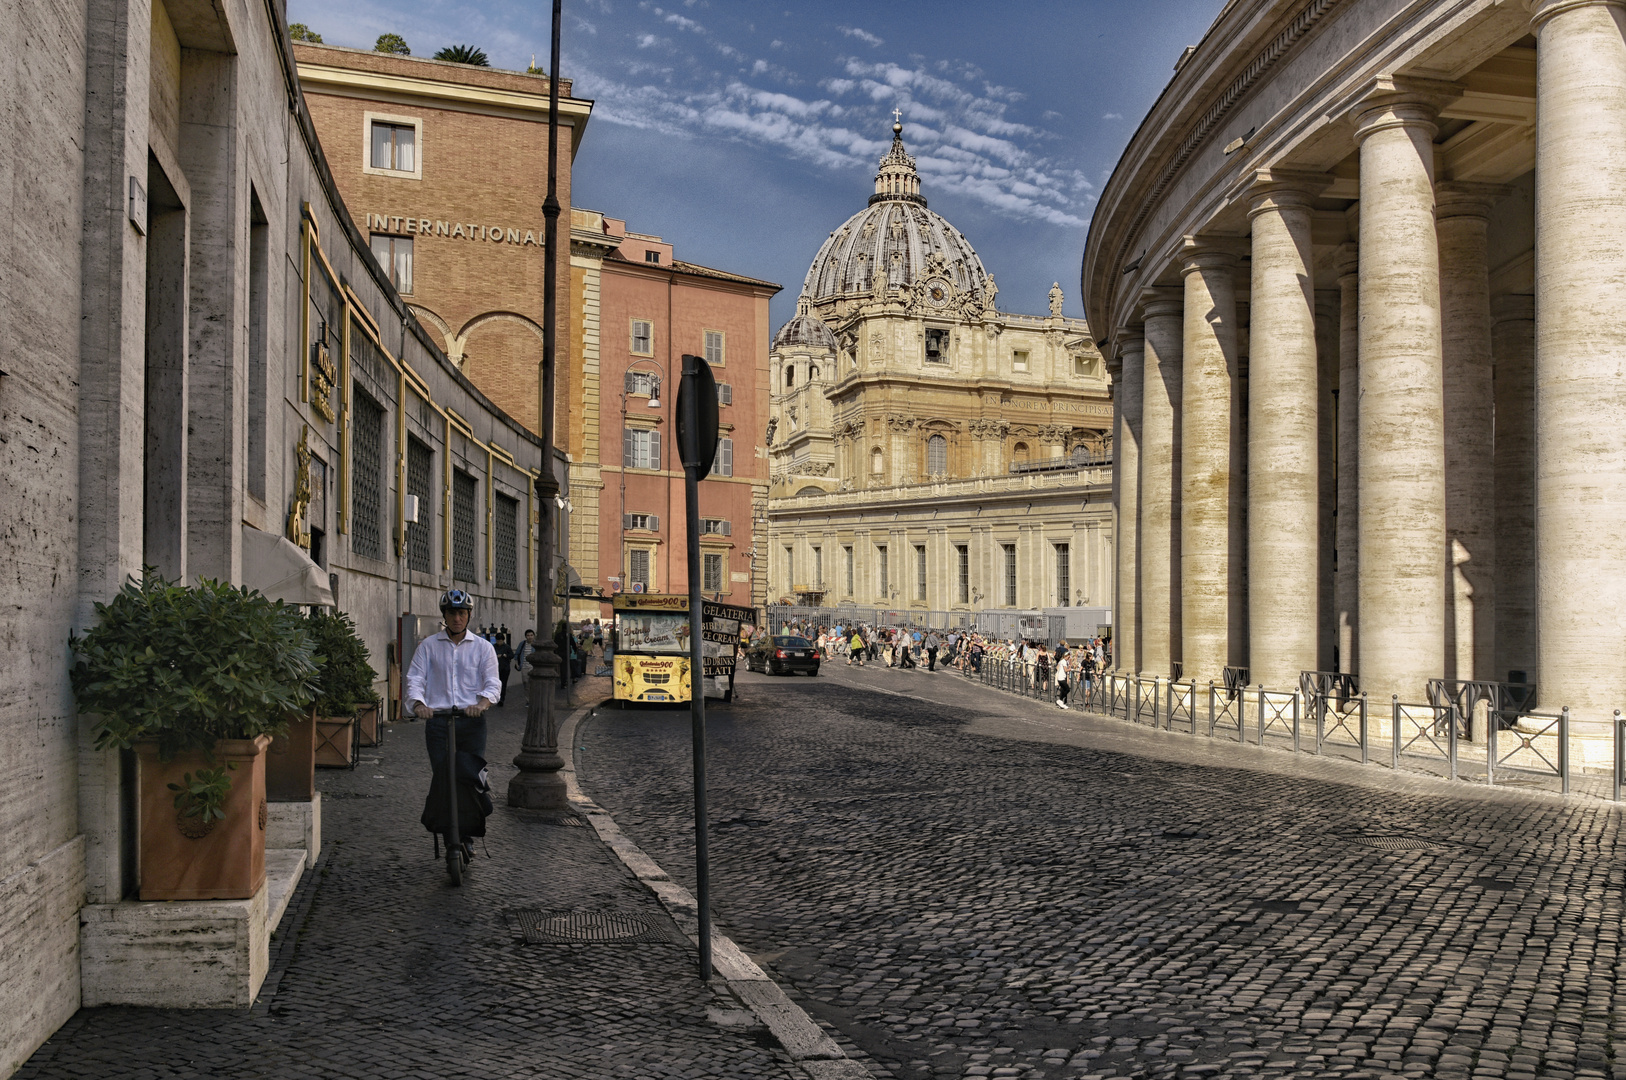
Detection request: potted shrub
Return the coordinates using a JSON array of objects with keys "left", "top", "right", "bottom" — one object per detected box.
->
[
  {"left": 70, "top": 570, "right": 318, "bottom": 900},
  {"left": 307, "top": 610, "right": 379, "bottom": 768}
]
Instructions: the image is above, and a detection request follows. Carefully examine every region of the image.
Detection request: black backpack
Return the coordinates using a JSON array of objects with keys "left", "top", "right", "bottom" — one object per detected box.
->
[{"left": 421, "top": 750, "right": 495, "bottom": 838}]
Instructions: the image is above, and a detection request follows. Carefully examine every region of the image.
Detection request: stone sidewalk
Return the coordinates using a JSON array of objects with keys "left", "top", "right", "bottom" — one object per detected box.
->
[{"left": 17, "top": 687, "right": 826, "bottom": 1080}]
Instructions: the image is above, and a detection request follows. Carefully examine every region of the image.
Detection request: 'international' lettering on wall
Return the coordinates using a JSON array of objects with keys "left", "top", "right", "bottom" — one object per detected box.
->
[{"left": 365, "top": 213, "right": 543, "bottom": 247}]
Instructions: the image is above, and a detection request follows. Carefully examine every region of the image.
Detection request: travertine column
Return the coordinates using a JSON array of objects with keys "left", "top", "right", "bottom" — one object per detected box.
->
[
  {"left": 1354, "top": 85, "right": 1450, "bottom": 702},
  {"left": 1532, "top": 0, "right": 1626, "bottom": 717},
  {"left": 1492, "top": 295, "right": 1536, "bottom": 684},
  {"left": 1436, "top": 183, "right": 1501, "bottom": 684},
  {"left": 1179, "top": 243, "right": 1242, "bottom": 686},
  {"left": 1111, "top": 332, "right": 1144, "bottom": 672},
  {"left": 1248, "top": 177, "right": 1325, "bottom": 689},
  {"left": 1315, "top": 288, "right": 1340, "bottom": 674},
  {"left": 1334, "top": 244, "right": 1359, "bottom": 675},
  {"left": 1140, "top": 292, "right": 1184, "bottom": 676}
]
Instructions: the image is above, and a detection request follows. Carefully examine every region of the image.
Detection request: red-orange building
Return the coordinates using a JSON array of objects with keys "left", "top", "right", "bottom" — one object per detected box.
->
[{"left": 567, "top": 211, "right": 778, "bottom": 617}]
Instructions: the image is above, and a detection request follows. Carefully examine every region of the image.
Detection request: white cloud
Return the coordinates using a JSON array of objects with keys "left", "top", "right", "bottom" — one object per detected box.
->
[
  {"left": 1102, "top": 112, "right": 1122, "bottom": 120},
  {"left": 838, "top": 26, "right": 883, "bottom": 47},
  {"left": 636, "top": 33, "right": 660, "bottom": 48},
  {"left": 751, "top": 59, "right": 769, "bottom": 75}
]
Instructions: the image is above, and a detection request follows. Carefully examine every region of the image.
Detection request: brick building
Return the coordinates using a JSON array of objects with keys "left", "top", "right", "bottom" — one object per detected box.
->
[
  {"left": 568, "top": 212, "right": 779, "bottom": 617},
  {"left": 293, "top": 43, "right": 591, "bottom": 438}
]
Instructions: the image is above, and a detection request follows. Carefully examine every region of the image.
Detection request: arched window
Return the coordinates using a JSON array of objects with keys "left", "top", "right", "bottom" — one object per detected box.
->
[
  {"left": 927, "top": 434, "right": 947, "bottom": 475},
  {"left": 810, "top": 365, "right": 820, "bottom": 381},
  {"left": 1012, "top": 441, "right": 1029, "bottom": 463},
  {"left": 870, "top": 448, "right": 884, "bottom": 475},
  {"left": 785, "top": 366, "right": 795, "bottom": 389}
]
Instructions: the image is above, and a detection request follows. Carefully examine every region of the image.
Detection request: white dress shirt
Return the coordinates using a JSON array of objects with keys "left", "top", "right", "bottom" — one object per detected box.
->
[{"left": 404, "top": 630, "right": 503, "bottom": 713}]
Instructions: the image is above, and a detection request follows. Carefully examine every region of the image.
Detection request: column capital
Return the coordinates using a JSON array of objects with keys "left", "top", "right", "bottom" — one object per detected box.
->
[
  {"left": 1335, "top": 241, "right": 1359, "bottom": 282},
  {"left": 1434, "top": 180, "right": 1510, "bottom": 221},
  {"left": 1178, "top": 234, "right": 1244, "bottom": 274},
  {"left": 1138, "top": 287, "right": 1184, "bottom": 321},
  {"left": 1345, "top": 76, "right": 1463, "bottom": 142},
  {"left": 1491, "top": 293, "right": 1535, "bottom": 323},
  {"left": 1241, "top": 168, "right": 1332, "bottom": 217},
  {"left": 1529, "top": 0, "right": 1626, "bottom": 30},
  {"left": 1113, "top": 325, "right": 1145, "bottom": 354}
]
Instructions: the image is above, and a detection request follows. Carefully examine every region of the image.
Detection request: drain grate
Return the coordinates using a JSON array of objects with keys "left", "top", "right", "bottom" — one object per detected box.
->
[
  {"left": 1345, "top": 836, "right": 1457, "bottom": 851},
  {"left": 513, "top": 909, "right": 682, "bottom": 945}
]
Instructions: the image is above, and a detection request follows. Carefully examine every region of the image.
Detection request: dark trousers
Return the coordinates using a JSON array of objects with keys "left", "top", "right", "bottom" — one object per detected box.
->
[
  {"left": 927, "top": 647, "right": 938, "bottom": 671},
  {"left": 425, "top": 712, "right": 489, "bottom": 772}
]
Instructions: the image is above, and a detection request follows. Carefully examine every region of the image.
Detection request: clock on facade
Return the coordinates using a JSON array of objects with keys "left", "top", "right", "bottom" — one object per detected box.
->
[{"left": 927, "top": 279, "right": 950, "bottom": 308}]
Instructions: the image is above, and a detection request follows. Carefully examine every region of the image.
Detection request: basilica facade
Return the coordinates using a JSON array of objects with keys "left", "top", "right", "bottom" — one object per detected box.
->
[{"left": 766, "top": 126, "right": 1113, "bottom": 618}]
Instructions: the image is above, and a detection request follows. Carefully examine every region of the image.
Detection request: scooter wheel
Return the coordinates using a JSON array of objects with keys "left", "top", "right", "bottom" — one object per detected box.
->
[{"left": 446, "top": 845, "right": 463, "bottom": 886}]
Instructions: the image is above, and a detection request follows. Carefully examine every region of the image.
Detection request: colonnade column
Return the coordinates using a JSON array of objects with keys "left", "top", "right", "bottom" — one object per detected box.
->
[
  {"left": 1491, "top": 295, "right": 1535, "bottom": 684},
  {"left": 1334, "top": 244, "right": 1359, "bottom": 676},
  {"left": 1247, "top": 174, "right": 1326, "bottom": 689},
  {"left": 1139, "top": 291, "right": 1184, "bottom": 677},
  {"left": 1352, "top": 83, "right": 1450, "bottom": 702},
  {"left": 1531, "top": 0, "right": 1626, "bottom": 717},
  {"left": 1111, "top": 331, "right": 1144, "bottom": 673},
  {"left": 1436, "top": 183, "right": 1500, "bottom": 685},
  {"left": 1178, "top": 243, "right": 1242, "bottom": 686}
]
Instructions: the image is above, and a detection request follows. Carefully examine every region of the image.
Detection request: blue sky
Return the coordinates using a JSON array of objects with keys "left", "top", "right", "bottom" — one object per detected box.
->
[{"left": 286, "top": 0, "right": 1226, "bottom": 329}]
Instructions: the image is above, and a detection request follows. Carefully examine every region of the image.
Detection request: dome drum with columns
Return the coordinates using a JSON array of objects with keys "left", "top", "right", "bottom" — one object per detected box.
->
[{"left": 765, "top": 123, "right": 1115, "bottom": 616}]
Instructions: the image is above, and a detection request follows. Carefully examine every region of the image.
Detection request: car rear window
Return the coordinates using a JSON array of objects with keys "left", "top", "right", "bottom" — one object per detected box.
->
[{"left": 775, "top": 637, "right": 811, "bottom": 647}]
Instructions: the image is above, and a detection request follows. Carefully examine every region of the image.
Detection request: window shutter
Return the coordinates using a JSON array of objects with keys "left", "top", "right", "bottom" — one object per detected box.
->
[
  {"left": 720, "top": 520, "right": 731, "bottom": 536},
  {"left": 624, "top": 427, "right": 634, "bottom": 467},
  {"left": 649, "top": 514, "right": 659, "bottom": 533},
  {"left": 650, "top": 431, "right": 660, "bottom": 471},
  {"left": 718, "top": 383, "right": 733, "bottom": 405},
  {"left": 721, "top": 438, "right": 733, "bottom": 477},
  {"left": 625, "top": 371, "right": 637, "bottom": 393},
  {"left": 623, "top": 513, "right": 634, "bottom": 530}
]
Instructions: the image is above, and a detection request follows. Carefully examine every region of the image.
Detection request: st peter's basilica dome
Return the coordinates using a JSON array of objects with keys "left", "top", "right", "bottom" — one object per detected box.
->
[{"left": 800, "top": 123, "right": 990, "bottom": 304}]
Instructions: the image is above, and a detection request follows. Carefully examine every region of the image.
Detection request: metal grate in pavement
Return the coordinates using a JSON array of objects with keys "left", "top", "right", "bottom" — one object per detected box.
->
[
  {"left": 1344, "top": 836, "right": 1457, "bottom": 851},
  {"left": 513, "top": 909, "right": 683, "bottom": 945}
]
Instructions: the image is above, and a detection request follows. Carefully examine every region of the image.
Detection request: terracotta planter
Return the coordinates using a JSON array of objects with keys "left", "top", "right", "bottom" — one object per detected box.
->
[
  {"left": 355, "top": 702, "right": 381, "bottom": 748},
  {"left": 315, "top": 714, "right": 356, "bottom": 768},
  {"left": 138, "top": 736, "right": 270, "bottom": 901},
  {"left": 265, "top": 710, "right": 316, "bottom": 801}
]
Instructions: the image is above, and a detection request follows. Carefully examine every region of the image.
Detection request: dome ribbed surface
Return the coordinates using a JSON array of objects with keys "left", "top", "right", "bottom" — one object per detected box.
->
[
  {"left": 801, "top": 201, "right": 988, "bottom": 303},
  {"left": 773, "top": 312, "right": 838, "bottom": 350}
]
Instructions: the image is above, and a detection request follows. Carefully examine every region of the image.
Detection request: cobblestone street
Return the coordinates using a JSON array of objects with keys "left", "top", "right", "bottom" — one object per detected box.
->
[
  {"left": 581, "top": 664, "right": 1626, "bottom": 1080},
  {"left": 18, "top": 688, "right": 804, "bottom": 1080}
]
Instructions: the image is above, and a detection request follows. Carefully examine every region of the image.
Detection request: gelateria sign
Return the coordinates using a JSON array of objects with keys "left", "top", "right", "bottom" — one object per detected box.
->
[{"left": 364, "top": 212, "right": 543, "bottom": 247}]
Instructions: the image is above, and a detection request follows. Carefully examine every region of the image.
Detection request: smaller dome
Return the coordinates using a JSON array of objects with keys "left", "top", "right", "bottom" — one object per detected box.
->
[{"left": 773, "top": 294, "right": 837, "bottom": 351}]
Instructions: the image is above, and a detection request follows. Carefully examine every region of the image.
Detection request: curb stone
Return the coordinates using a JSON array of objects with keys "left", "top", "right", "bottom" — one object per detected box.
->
[{"left": 563, "top": 701, "right": 876, "bottom": 1080}]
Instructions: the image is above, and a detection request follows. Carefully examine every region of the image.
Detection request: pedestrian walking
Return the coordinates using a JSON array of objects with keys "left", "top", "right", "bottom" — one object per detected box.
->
[
  {"left": 1054, "top": 649, "right": 1071, "bottom": 709},
  {"left": 848, "top": 627, "right": 866, "bottom": 666},
  {"left": 926, "top": 630, "right": 941, "bottom": 671},
  {"left": 494, "top": 631, "right": 514, "bottom": 706}
]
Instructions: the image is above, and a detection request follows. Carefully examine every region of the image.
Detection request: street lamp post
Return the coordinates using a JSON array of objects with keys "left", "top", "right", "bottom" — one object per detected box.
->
[{"left": 510, "top": 0, "right": 567, "bottom": 811}]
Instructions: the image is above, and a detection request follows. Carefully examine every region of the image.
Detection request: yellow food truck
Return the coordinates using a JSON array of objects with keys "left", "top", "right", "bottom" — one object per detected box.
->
[{"left": 611, "top": 594, "right": 754, "bottom": 704}]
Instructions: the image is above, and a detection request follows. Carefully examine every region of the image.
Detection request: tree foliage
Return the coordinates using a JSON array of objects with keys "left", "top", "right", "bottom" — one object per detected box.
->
[
  {"left": 288, "top": 23, "right": 323, "bottom": 43},
  {"left": 374, "top": 33, "right": 411, "bottom": 55},
  {"left": 434, "top": 44, "right": 490, "bottom": 66},
  {"left": 69, "top": 570, "right": 318, "bottom": 760}
]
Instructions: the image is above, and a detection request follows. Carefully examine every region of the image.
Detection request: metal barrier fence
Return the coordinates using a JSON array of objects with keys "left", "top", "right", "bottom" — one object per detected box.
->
[{"left": 957, "top": 661, "right": 1626, "bottom": 803}]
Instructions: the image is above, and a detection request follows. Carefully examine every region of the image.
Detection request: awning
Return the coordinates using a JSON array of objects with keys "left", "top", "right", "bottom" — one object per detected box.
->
[{"left": 241, "top": 524, "right": 335, "bottom": 607}]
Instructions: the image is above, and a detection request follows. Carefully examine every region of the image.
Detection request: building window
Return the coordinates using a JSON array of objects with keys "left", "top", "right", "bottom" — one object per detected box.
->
[
  {"left": 704, "top": 330, "right": 725, "bottom": 366},
  {"left": 628, "top": 548, "right": 651, "bottom": 591},
  {"left": 369, "top": 234, "right": 413, "bottom": 294},
  {"left": 844, "top": 545, "right": 854, "bottom": 596},
  {"left": 710, "top": 438, "right": 733, "bottom": 477},
  {"left": 717, "top": 383, "right": 733, "bottom": 405},
  {"left": 925, "top": 328, "right": 948, "bottom": 363},
  {"left": 624, "top": 427, "right": 661, "bottom": 470},
  {"left": 1055, "top": 543, "right": 1071, "bottom": 607},
  {"left": 1012, "top": 441, "right": 1029, "bottom": 464},
  {"left": 1013, "top": 349, "right": 1030, "bottom": 372},
  {"left": 350, "top": 389, "right": 385, "bottom": 561},
  {"left": 624, "top": 513, "right": 659, "bottom": 532},
  {"left": 701, "top": 518, "right": 731, "bottom": 536},
  {"left": 1003, "top": 544, "right": 1017, "bottom": 606},
  {"left": 406, "top": 435, "right": 433, "bottom": 574},
  {"left": 704, "top": 552, "right": 725, "bottom": 592},
  {"left": 631, "top": 319, "right": 653, "bottom": 355},
  {"left": 1073, "top": 354, "right": 1091, "bottom": 376},
  {"left": 926, "top": 434, "right": 947, "bottom": 476},
  {"left": 870, "top": 448, "right": 884, "bottom": 475},
  {"left": 452, "top": 469, "right": 478, "bottom": 583},
  {"left": 369, "top": 121, "right": 416, "bottom": 172},
  {"left": 624, "top": 370, "right": 659, "bottom": 397},
  {"left": 878, "top": 545, "right": 889, "bottom": 598},
  {"left": 915, "top": 544, "right": 927, "bottom": 602},
  {"left": 812, "top": 546, "right": 823, "bottom": 588},
  {"left": 645, "top": 250, "right": 661, "bottom": 264},
  {"left": 494, "top": 493, "right": 519, "bottom": 590},
  {"left": 785, "top": 366, "right": 795, "bottom": 389},
  {"left": 956, "top": 544, "right": 969, "bottom": 605}
]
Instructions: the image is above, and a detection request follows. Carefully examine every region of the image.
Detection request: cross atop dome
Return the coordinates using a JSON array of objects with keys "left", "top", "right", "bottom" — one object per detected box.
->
[{"left": 872, "top": 118, "right": 924, "bottom": 207}]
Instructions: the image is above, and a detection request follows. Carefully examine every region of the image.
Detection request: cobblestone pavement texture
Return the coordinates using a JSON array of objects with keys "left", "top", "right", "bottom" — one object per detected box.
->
[
  {"left": 579, "top": 663, "right": 1626, "bottom": 1080},
  {"left": 19, "top": 681, "right": 806, "bottom": 1080}
]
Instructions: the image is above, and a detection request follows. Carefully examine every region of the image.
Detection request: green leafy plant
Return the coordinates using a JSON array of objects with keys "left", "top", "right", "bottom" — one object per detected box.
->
[
  {"left": 170, "top": 763, "right": 236, "bottom": 822},
  {"left": 434, "top": 44, "right": 489, "bottom": 66},
  {"left": 374, "top": 32, "right": 410, "bottom": 55},
  {"left": 307, "top": 609, "right": 380, "bottom": 716},
  {"left": 288, "top": 23, "right": 323, "bottom": 43},
  {"left": 69, "top": 569, "right": 319, "bottom": 760}
]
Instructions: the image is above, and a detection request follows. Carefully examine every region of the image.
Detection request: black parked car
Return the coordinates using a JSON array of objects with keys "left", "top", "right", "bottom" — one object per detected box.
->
[{"left": 747, "top": 635, "right": 820, "bottom": 676}]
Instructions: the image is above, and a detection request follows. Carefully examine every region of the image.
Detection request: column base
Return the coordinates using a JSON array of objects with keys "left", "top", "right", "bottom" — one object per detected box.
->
[{"left": 507, "top": 768, "right": 569, "bottom": 811}]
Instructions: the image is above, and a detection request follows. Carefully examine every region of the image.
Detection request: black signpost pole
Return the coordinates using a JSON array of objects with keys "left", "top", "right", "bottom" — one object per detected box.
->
[{"left": 677, "top": 352, "right": 719, "bottom": 981}]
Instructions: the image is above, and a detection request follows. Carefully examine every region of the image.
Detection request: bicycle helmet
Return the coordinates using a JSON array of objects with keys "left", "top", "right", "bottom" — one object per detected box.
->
[{"left": 439, "top": 588, "right": 475, "bottom": 612}]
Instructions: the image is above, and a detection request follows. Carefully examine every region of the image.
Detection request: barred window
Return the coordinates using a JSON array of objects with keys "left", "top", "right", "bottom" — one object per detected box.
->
[
  {"left": 1003, "top": 543, "right": 1017, "bottom": 606},
  {"left": 927, "top": 434, "right": 947, "bottom": 476},
  {"left": 703, "top": 552, "right": 724, "bottom": 593},
  {"left": 956, "top": 544, "right": 969, "bottom": 604},
  {"left": 877, "top": 545, "right": 888, "bottom": 597},
  {"left": 406, "top": 436, "right": 433, "bottom": 574},
  {"left": 495, "top": 493, "right": 519, "bottom": 590},
  {"left": 351, "top": 389, "right": 385, "bottom": 560},
  {"left": 915, "top": 544, "right": 927, "bottom": 601},
  {"left": 1055, "top": 543, "right": 1071, "bottom": 607},
  {"left": 452, "top": 469, "right": 478, "bottom": 583}
]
